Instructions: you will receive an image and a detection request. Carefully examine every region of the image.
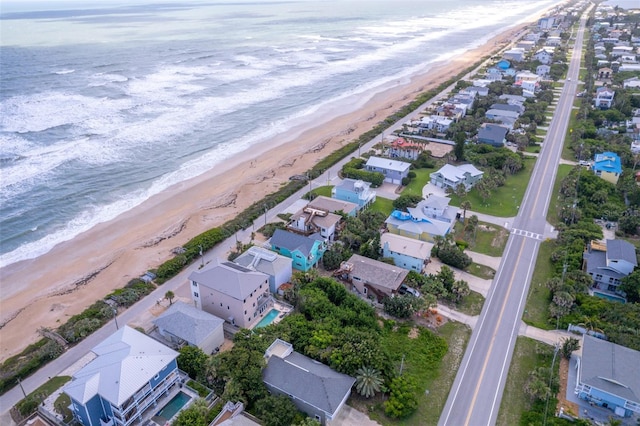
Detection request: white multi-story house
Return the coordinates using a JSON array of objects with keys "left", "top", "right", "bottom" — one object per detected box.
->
[{"left": 190, "top": 258, "right": 271, "bottom": 328}]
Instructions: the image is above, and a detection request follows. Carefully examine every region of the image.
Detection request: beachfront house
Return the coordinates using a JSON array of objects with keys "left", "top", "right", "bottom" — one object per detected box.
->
[
  {"left": 381, "top": 232, "right": 433, "bottom": 273},
  {"left": 502, "top": 47, "right": 525, "bottom": 62},
  {"left": 365, "top": 156, "right": 411, "bottom": 185},
  {"left": 575, "top": 335, "right": 640, "bottom": 417},
  {"left": 429, "top": 163, "right": 483, "bottom": 192},
  {"left": 189, "top": 258, "right": 271, "bottom": 328},
  {"left": 623, "top": 76, "right": 640, "bottom": 89},
  {"left": 307, "top": 195, "right": 358, "bottom": 217},
  {"left": 234, "top": 246, "right": 292, "bottom": 294},
  {"left": 263, "top": 339, "right": 355, "bottom": 425},
  {"left": 286, "top": 195, "right": 358, "bottom": 239},
  {"left": 287, "top": 204, "right": 343, "bottom": 241},
  {"left": 592, "top": 151, "right": 622, "bottom": 184},
  {"left": 477, "top": 123, "right": 509, "bottom": 147},
  {"left": 338, "top": 254, "right": 409, "bottom": 301},
  {"left": 332, "top": 178, "right": 376, "bottom": 211},
  {"left": 63, "top": 326, "right": 183, "bottom": 426},
  {"left": 595, "top": 87, "right": 615, "bottom": 109},
  {"left": 269, "top": 229, "right": 326, "bottom": 272},
  {"left": 583, "top": 239, "right": 637, "bottom": 300},
  {"left": 387, "top": 137, "right": 427, "bottom": 160},
  {"left": 385, "top": 194, "right": 456, "bottom": 243},
  {"left": 153, "top": 301, "right": 224, "bottom": 355}
]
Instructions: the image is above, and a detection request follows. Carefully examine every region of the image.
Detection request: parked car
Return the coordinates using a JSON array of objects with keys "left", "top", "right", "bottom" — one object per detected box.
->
[{"left": 399, "top": 284, "right": 421, "bottom": 298}]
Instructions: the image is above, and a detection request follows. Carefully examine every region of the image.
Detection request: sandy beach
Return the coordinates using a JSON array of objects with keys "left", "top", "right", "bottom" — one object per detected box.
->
[{"left": 0, "top": 16, "right": 544, "bottom": 362}]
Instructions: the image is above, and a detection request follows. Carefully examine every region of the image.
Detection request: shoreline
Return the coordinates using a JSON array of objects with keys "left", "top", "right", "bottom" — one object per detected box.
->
[{"left": 0, "top": 13, "right": 546, "bottom": 362}]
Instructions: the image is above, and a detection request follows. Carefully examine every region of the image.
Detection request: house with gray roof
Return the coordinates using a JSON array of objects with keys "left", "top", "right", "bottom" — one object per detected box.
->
[
  {"left": 385, "top": 194, "right": 456, "bottom": 243},
  {"left": 381, "top": 233, "right": 433, "bottom": 273},
  {"left": 364, "top": 156, "right": 411, "bottom": 185},
  {"left": 332, "top": 178, "right": 376, "bottom": 211},
  {"left": 583, "top": 239, "right": 637, "bottom": 300},
  {"left": 270, "top": 229, "right": 327, "bottom": 272},
  {"left": 189, "top": 258, "right": 271, "bottom": 328},
  {"left": 234, "top": 246, "right": 292, "bottom": 293},
  {"left": 430, "top": 163, "right": 483, "bottom": 191},
  {"left": 262, "top": 339, "right": 355, "bottom": 425},
  {"left": 286, "top": 196, "right": 358, "bottom": 240},
  {"left": 64, "top": 326, "right": 182, "bottom": 426},
  {"left": 477, "top": 123, "right": 509, "bottom": 147},
  {"left": 153, "top": 301, "right": 224, "bottom": 354},
  {"left": 340, "top": 254, "right": 409, "bottom": 301},
  {"left": 575, "top": 335, "right": 640, "bottom": 417}
]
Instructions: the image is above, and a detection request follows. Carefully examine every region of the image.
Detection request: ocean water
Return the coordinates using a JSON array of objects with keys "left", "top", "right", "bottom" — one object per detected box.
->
[{"left": 0, "top": 0, "right": 560, "bottom": 267}]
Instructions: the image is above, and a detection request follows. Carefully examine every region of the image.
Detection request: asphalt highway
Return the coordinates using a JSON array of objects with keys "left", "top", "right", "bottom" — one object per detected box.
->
[{"left": 438, "top": 9, "right": 588, "bottom": 426}]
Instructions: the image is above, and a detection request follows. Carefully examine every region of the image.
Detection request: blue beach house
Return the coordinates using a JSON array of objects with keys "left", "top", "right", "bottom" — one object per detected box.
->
[
  {"left": 385, "top": 194, "right": 456, "bottom": 243},
  {"left": 575, "top": 335, "right": 640, "bottom": 417},
  {"left": 63, "top": 326, "right": 182, "bottom": 426},
  {"left": 270, "top": 229, "right": 326, "bottom": 272},
  {"left": 332, "top": 178, "right": 376, "bottom": 211},
  {"left": 592, "top": 151, "right": 622, "bottom": 184}
]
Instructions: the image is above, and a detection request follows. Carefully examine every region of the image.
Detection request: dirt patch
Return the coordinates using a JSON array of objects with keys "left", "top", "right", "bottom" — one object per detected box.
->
[
  {"left": 423, "top": 141, "right": 453, "bottom": 159},
  {"left": 492, "top": 227, "right": 509, "bottom": 249},
  {"left": 408, "top": 327, "right": 419, "bottom": 339},
  {"left": 414, "top": 309, "right": 448, "bottom": 329},
  {"left": 556, "top": 357, "right": 580, "bottom": 418}
]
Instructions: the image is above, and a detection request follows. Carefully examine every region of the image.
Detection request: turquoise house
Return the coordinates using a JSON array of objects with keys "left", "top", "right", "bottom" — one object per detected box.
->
[{"left": 270, "top": 229, "right": 327, "bottom": 272}]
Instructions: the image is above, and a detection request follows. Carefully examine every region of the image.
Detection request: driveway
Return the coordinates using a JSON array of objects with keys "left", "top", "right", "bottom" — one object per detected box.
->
[{"left": 328, "top": 404, "right": 381, "bottom": 426}]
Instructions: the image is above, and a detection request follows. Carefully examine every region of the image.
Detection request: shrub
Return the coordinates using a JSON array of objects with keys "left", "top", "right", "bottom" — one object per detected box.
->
[{"left": 384, "top": 376, "right": 419, "bottom": 418}]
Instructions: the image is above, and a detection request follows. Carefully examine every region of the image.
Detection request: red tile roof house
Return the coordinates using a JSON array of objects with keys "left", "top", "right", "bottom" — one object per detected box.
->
[{"left": 387, "top": 137, "right": 428, "bottom": 160}]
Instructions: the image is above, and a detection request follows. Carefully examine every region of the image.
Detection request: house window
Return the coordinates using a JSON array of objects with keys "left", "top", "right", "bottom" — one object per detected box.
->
[
  {"left": 253, "top": 302, "right": 255, "bottom": 307},
  {"left": 244, "top": 310, "right": 247, "bottom": 315},
  {"left": 193, "top": 292, "right": 199, "bottom": 298},
  {"left": 192, "top": 282, "right": 197, "bottom": 286},
  {"left": 154, "top": 373, "right": 159, "bottom": 380},
  {"left": 363, "top": 287, "right": 368, "bottom": 295},
  {"left": 315, "top": 415, "right": 321, "bottom": 421},
  {"left": 227, "top": 306, "right": 230, "bottom": 310}
]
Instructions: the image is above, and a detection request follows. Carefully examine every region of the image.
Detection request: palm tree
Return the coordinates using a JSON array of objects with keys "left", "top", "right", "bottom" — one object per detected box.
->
[
  {"left": 460, "top": 200, "right": 472, "bottom": 225},
  {"left": 165, "top": 290, "right": 175, "bottom": 305},
  {"left": 355, "top": 366, "right": 383, "bottom": 398}
]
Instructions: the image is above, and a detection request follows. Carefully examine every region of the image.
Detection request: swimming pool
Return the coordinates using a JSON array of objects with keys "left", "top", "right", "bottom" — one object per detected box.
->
[
  {"left": 255, "top": 309, "right": 280, "bottom": 328},
  {"left": 156, "top": 391, "right": 191, "bottom": 422},
  {"left": 593, "top": 291, "right": 626, "bottom": 303}
]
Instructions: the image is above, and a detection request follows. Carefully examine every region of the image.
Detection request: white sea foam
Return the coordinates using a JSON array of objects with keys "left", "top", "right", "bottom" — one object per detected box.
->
[{"left": 53, "top": 69, "right": 75, "bottom": 75}]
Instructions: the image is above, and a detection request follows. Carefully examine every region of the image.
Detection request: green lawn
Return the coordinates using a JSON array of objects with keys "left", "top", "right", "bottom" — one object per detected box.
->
[
  {"left": 466, "top": 263, "right": 496, "bottom": 280},
  {"left": 448, "top": 157, "right": 536, "bottom": 217},
  {"left": 449, "top": 290, "right": 485, "bottom": 317},
  {"left": 546, "top": 164, "right": 573, "bottom": 227},
  {"left": 305, "top": 185, "right": 333, "bottom": 199},
  {"left": 497, "top": 337, "right": 555, "bottom": 426},
  {"left": 369, "top": 321, "right": 471, "bottom": 426},
  {"left": 524, "top": 144, "right": 541, "bottom": 154},
  {"left": 371, "top": 196, "right": 395, "bottom": 216},
  {"left": 522, "top": 240, "right": 554, "bottom": 330},
  {"left": 561, "top": 99, "right": 582, "bottom": 161},
  {"left": 453, "top": 221, "right": 509, "bottom": 257},
  {"left": 16, "top": 376, "right": 71, "bottom": 417},
  {"left": 402, "top": 168, "right": 433, "bottom": 197}
]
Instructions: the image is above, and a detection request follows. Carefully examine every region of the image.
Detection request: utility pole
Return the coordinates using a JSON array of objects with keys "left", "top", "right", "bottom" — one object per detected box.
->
[
  {"left": 113, "top": 308, "right": 119, "bottom": 330},
  {"left": 17, "top": 377, "right": 27, "bottom": 398}
]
